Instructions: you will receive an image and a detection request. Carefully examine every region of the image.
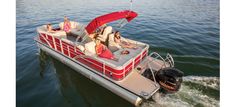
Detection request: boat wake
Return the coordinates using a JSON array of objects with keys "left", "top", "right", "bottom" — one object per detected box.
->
[{"left": 141, "top": 76, "right": 219, "bottom": 107}]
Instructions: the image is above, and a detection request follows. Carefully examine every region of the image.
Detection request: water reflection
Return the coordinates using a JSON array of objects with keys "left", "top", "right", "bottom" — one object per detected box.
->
[
  {"left": 38, "top": 49, "right": 134, "bottom": 107},
  {"left": 38, "top": 49, "right": 50, "bottom": 78}
]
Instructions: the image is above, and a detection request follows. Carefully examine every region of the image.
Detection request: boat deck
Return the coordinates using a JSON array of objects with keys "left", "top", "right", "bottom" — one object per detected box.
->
[
  {"left": 114, "top": 56, "right": 171, "bottom": 99},
  {"left": 117, "top": 70, "right": 159, "bottom": 99}
]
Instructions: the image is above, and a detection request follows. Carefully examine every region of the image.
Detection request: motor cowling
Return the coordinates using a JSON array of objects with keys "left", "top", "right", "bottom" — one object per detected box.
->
[{"left": 155, "top": 67, "right": 184, "bottom": 93}]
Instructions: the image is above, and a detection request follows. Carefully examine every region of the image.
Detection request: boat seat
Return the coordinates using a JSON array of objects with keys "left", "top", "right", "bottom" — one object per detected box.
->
[
  {"left": 89, "top": 38, "right": 148, "bottom": 69},
  {"left": 84, "top": 41, "right": 96, "bottom": 56},
  {"left": 77, "top": 45, "right": 85, "bottom": 52},
  {"left": 98, "top": 26, "right": 112, "bottom": 42},
  {"left": 37, "top": 25, "right": 66, "bottom": 38}
]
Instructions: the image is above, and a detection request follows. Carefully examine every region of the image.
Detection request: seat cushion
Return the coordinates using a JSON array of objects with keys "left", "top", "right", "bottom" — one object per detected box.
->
[
  {"left": 77, "top": 45, "right": 85, "bottom": 52},
  {"left": 37, "top": 25, "right": 66, "bottom": 38},
  {"left": 84, "top": 41, "right": 96, "bottom": 55},
  {"left": 99, "top": 26, "right": 112, "bottom": 42}
]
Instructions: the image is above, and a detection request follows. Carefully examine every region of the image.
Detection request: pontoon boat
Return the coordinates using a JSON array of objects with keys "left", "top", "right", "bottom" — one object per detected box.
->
[{"left": 35, "top": 10, "right": 184, "bottom": 106}]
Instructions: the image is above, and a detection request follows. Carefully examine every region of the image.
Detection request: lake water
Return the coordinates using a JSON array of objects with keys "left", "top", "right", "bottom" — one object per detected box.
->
[{"left": 16, "top": 0, "right": 219, "bottom": 107}]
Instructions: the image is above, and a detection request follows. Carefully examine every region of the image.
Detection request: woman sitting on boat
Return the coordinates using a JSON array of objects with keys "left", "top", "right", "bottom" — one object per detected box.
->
[
  {"left": 95, "top": 37, "right": 118, "bottom": 61},
  {"left": 114, "top": 31, "right": 137, "bottom": 49},
  {"left": 46, "top": 24, "right": 56, "bottom": 33},
  {"left": 63, "top": 16, "right": 72, "bottom": 36}
]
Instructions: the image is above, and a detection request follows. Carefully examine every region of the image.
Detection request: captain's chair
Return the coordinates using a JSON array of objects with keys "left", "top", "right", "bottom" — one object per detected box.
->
[{"left": 98, "top": 26, "right": 112, "bottom": 42}]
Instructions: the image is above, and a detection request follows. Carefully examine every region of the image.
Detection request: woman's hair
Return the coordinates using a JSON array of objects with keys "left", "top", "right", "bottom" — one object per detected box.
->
[
  {"left": 95, "top": 36, "right": 101, "bottom": 43},
  {"left": 64, "top": 16, "right": 70, "bottom": 23},
  {"left": 46, "top": 24, "right": 51, "bottom": 30},
  {"left": 114, "top": 31, "right": 120, "bottom": 39},
  {"left": 94, "top": 33, "right": 99, "bottom": 39},
  {"left": 94, "top": 33, "right": 102, "bottom": 41}
]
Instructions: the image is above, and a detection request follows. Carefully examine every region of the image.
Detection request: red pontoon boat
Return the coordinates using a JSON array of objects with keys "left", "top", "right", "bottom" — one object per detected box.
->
[{"left": 35, "top": 10, "right": 183, "bottom": 106}]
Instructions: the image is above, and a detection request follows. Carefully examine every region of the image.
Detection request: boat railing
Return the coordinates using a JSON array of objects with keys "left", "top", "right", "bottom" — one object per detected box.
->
[
  {"left": 149, "top": 52, "right": 166, "bottom": 66},
  {"left": 36, "top": 33, "right": 146, "bottom": 80},
  {"left": 165, "top": 53, "right": 174, "bottom": 67},
  {"left": 70, "top": 52, "right": 129, "bottom": 76},
  {"left": 72, "top": 53, "right": 136, "bottom": 79},
  {"left": 148, "top": 52, "right": 175, "bottom": 68},
  {"left": 39, "top": 34, "right": 53, "bottom": 48},
  {"left": 146, "top": 52, "right": 175, "bottom": 86}
]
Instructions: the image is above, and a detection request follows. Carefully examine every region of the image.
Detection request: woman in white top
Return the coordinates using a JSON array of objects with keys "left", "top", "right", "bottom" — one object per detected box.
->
[{"left": 114, "top": 31, "right": 137, "bottom": 49}]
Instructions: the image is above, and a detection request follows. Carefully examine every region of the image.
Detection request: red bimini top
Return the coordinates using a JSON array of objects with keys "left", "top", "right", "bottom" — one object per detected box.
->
[{"left": 85, "top": 10, "right": 138, "bottom": 34}]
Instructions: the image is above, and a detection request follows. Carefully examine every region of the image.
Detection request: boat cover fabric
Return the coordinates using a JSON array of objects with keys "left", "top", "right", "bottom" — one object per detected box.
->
[{"left": 85, "top": 10, "right": 138, "bottom": 34}]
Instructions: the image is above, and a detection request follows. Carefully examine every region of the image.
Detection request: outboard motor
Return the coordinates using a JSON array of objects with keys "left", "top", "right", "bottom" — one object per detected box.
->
[
  {"left": 142, "top": 67, "right": 184, "bottom": 93},
  {"left": 155, "top": 67, "right": 184, "bottom": 93}
]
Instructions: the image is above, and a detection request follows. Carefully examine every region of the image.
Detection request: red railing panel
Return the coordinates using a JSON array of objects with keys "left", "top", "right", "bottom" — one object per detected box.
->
[{"left": 38, "top": 32, "right": 148, "bottom": 81}]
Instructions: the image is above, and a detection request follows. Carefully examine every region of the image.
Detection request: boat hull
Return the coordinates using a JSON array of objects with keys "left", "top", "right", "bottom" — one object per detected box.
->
[{"left": 36, "top": 41, "right": 143, "bottom": 106}]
